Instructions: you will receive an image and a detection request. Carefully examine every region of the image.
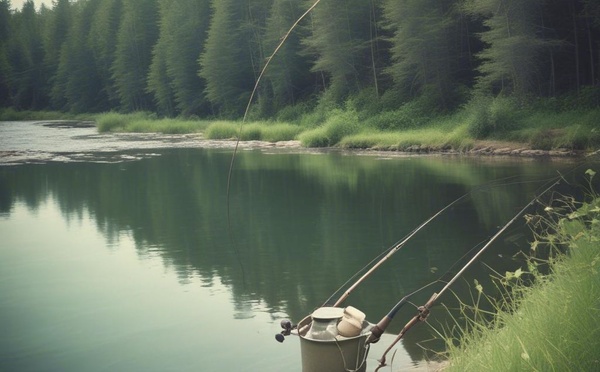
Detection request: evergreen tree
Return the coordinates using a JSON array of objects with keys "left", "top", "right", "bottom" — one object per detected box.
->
[
  {"left": 262, "top": 0, "right": 312, "bottom": 112},
  {"left": 302, "top": 0, "right": 373, "bottom": 103},
  {"left": 148, "top": 0, "right": 211, "bottom": 117},
  {"left": 464, "top": 0, "right": 547, "bottom": 96},
  {"left": 88, "top": 0, "right": 122, "bottom": 110},
  {"left": 43, "top": 0, "right": 72, "bottom": 109},
  {"left": 111, "top": 0, "right": 159, "bottom": 112},
  {"left": 61, "top": 0, "right": 104, "bottom": 112},
  {"left": 0, "top": 0, "right": 12, "bottom": 106},
  {"left": 382, "top": 0, "right": 461, "bottom": 110},
  {"left": 147, "top": 17, "right": 176, "bottom": 116},
  {"left": 8, "top": 1, "right": 46, "bottom": 109},
  {"left": 199, "top": 0, "right": 257, "bottom": 116}
]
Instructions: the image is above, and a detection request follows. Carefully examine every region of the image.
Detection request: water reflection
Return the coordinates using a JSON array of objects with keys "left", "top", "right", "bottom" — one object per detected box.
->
[{"left": 0, "top": 148, "right": 585, "bottom": 370}]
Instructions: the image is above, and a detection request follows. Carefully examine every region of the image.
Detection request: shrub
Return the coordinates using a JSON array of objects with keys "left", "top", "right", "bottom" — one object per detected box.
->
[
  {"left": 466, "top": 96, "right": 521, "bottom": 139},
  {"left": 276, "top": 102, "right": 311, "bottom": 123},
  {"left": 322, "top": 109, "right": 361, "bottom": 145}
]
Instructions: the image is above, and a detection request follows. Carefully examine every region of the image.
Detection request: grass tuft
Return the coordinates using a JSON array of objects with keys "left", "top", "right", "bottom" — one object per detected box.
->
[
  {"left": 95, "top": 111, "right": 209, "bottom": 133},
  {"left": 205, "top": 120, "right": 301, "bottom": 142}
]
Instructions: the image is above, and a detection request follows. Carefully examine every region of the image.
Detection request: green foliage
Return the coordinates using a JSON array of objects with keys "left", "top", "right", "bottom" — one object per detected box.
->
[
  {"left": 87, "top": 0, "right": 122, "bottom": 110},
  {"left": 148, "top": 0, "right": 211, "bottom": 117},
  {"left": 199, "top": 0, "right": 255, "bottom": 115},
  {"left": 383, "top": 0, "right": 460, "bottom": 110},
  {"left": 444, "top": 191, "right": 600, "bottom": 372},
  {"left": 111, "top": 0, "right": 159, "bottom": 112},
  {"left": 302, "top": 0, "right": 373, "bottom": 103},
  {"left": 465, "top": 0, "right": 548, "bottom": 97},
  {"left": 262, "top": 0, "right": 311, "bottom": 112},
  {"left": 95, "top": 111, "right": 154, "bottom": 132},
  {"left": 298, "top": 109, "right": 361, "bottom": 147},
  {"left": 8, "top": 1, "right": 48, "bottom": 109},
  {"left": 205, "top": 121, "right": 239, "bottom": 139},
  {"left": 465, "top": 96, "right": 521, "bottom": 139},
  {"left": 275, "top": 101, "right": 312, "bottom": 123},
  {"left": 95, "top": 111, "right": 209, "bottom": 133},
  {"left": 363, "top": 101, "right": 431, "bottom": 131}
]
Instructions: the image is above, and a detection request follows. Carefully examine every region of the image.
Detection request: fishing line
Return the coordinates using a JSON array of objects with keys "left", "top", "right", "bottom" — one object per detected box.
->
[{"left": 225, "top": 0, "right": 322, "bottom": 285}]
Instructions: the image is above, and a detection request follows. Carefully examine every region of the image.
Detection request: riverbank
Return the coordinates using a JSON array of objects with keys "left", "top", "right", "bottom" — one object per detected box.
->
[
  {"left": 2, "top": 97, "right": 599, "bottom": 158},
  {"left": 442, "top": 188, "right": 600, "bottom": 371}
]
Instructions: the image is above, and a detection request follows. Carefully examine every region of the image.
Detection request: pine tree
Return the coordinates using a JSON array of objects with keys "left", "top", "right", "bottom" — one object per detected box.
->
[
  {"left": 199, "top": 0, "right": 256, "bottom": 116},
  {"left": 8, "top": 1, "right": 46, "bottom": 109},
  {"left": 302, "top": 0, "right": 373, "bottom": 104},
  {"left": 148, "top": 0, "right": 211, "bottom": 117},
  {"left": 0, "top": 0, "right": 12, "bottom": 106},
  {"left": 88, "top": 0, "right": 122, "bottom": 110},
  {"left": 111, "top": 0, "right": 159, "bottom": 112},
  {"left": 147, "top": 19, "right": 176, "bottom": 116},
  {"left": 464, "top": 0, "right": 547, "bottom": 96},
  {"left": 43, "top": 0, "right": 72, "bottom": 109},
  {"left": 383, "top": 0, "right": 460, "bottom": 110},
  {"left": 262, "top": 0, "right": 312, "bottom": 112}
]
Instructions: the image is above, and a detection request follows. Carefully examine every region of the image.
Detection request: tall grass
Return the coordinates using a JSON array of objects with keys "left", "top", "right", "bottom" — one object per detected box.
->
[
  {"left": 205, "top": 120, "right": 301, "bottom": 142},
  {"left": 339, "top": 121, "right": 474, "bottom": 152},
  {"left": 95, "top": 112, "right": 209, "bottom": 133},
  {"left": 298, "top": 108, "right": 361, "bottom": 147},
  {"left": 443, "top": 180, "right": 600, "bottom": 371}
]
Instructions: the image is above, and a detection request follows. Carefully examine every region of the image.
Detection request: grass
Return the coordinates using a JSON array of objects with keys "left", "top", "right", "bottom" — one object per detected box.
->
[
  {"left": 205, "top": 120, "right": 302, "bottom": 142},
  {"left": 298, "top": 108, "right": 361, "bottom": 147},
  {"left": 95, "top": 111, "right": 210, "bottom": 134},
  {"left": 339, "top": 122, "right": 474, "bottom": 152},
  {"left": 442, "top": 180, "right": 600, "bottom": 371}
]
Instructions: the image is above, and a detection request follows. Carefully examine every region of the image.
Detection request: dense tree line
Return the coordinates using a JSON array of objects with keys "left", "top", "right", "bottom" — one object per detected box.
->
[{"left": 1, "top": 0, "right": 599, "bottom": 118}]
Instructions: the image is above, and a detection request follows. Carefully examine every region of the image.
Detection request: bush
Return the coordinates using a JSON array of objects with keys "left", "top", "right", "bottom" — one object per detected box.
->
[
  {"left": 529, "top": 129, "right": 557, "bottom": 150},
  {"left": 466, "top": 96, "right": 521, "bottom": 139},
  {"left": 276, "top": 102, "right": 311, "bottom": 123},
  {"left": 364, "top": 105, "right": 429, "bottom": 131}
]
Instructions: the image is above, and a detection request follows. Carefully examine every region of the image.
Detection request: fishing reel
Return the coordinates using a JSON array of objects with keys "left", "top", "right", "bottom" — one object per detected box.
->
[{"left": 275, "top": 319, "right": 297, "bottom": 343}]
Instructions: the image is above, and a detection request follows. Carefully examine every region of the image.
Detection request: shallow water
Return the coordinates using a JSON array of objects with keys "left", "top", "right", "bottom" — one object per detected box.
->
[{"left": 0, "top": 121, "right": 586, "bottom": 371}]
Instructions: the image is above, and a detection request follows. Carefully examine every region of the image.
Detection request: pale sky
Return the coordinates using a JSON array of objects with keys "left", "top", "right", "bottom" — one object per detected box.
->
[{"left": 10, "top": 0, "right": 54, "bottom": 11}]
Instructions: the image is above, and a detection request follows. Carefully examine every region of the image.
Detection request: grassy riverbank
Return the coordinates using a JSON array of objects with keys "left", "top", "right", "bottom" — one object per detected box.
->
[
  {"left": 442, "top": 185, "right": 600, "bottom": 371},
  {"left": 93, "top": 95, "right": 600, "bottom": 153},
  {"left": 2, "top": 95, "right": 599, "bottom": 153}
]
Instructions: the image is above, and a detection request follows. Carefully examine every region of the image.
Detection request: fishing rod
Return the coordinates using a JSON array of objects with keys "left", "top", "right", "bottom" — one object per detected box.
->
[
  {"left": 285, "top": 176, "right": 521, "bottom": 338},
  {"left": 322, "top": 175, "right": 521, "bottom": 308},
  {"left": 368, "top": 175, "right": 564, "bottom": 369}
]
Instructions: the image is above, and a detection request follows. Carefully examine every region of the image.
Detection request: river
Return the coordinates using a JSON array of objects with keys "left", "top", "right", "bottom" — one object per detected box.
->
[{"left": 0, "top": 121, "right": 589, "bottom": 371}]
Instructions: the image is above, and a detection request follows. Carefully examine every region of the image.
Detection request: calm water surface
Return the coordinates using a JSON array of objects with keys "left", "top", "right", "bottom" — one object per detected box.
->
[{"left": 0, "top": 121, "right": 588, "bottom": 371}]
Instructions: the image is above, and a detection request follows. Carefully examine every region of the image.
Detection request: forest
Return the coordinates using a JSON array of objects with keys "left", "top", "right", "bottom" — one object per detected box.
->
[{"left": 1, "top": 0, "right": 599, "bottom": 124}]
